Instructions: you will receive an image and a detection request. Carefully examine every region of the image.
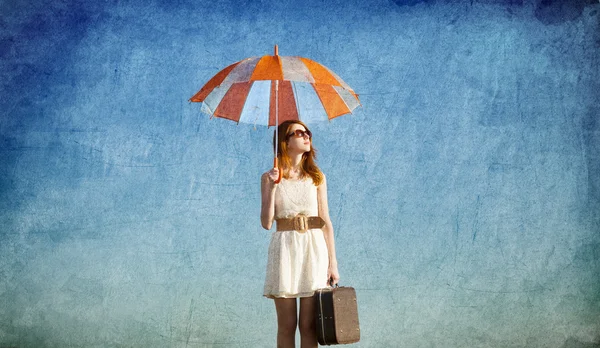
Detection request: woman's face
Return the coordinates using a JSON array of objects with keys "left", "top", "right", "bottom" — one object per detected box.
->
[{"left": 286, "top": 123, "right": 311, "bottom": 154}]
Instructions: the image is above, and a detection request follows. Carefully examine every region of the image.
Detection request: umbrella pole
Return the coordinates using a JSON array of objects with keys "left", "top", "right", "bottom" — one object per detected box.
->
[{"left": 274, "top": 79, "right": 282, "bottom": 183}]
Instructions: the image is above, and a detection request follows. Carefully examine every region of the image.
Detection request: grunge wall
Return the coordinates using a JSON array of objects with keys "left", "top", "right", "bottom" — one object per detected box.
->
[{"left": 1, "top": 0, "right": 599, "bottom": 347}]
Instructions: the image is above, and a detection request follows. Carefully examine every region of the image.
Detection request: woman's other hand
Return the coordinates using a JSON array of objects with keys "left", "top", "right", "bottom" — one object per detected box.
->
[{"left": 327, "top": 265, "right": 340, "bottom": 286}]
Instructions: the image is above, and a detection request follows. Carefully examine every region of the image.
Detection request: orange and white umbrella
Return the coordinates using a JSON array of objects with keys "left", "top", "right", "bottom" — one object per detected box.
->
[
  {"left": 190, "top": 45, "right": 360, "bottom": 181},
  {"left": 190, "top": 45, "right": 360, "bottom": 126}
]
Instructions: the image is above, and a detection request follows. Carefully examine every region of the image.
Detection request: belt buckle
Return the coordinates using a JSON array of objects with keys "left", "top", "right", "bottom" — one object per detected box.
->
[{"left": 293, "top": 215, "right": 309, "bottom": 233}]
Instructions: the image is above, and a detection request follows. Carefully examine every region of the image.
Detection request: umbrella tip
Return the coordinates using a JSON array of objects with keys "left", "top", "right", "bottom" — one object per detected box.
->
[{"left": 274, "top": 45, "right": 278, "bottom": 56}]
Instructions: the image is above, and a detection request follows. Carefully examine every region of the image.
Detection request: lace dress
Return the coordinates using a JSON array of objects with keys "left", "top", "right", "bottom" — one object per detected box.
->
[{"left": 263, "top": 177, "right": 329, "bottom": 298}]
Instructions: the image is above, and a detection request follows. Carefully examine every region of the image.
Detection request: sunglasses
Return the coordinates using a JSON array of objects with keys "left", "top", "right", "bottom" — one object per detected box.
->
[{"left": 287, "top": 129, "right": 312, "bottom": 139}]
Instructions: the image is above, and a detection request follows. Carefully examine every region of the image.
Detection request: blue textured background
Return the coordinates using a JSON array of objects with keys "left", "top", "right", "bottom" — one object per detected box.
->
[{"left": 1, "top": 0, "right": 599, "bottom": 347}]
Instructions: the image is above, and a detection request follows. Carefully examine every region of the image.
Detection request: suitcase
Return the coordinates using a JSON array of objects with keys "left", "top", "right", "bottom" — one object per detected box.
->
[{"left": 314, "top": 285, "right": 360, "bottom": 345}]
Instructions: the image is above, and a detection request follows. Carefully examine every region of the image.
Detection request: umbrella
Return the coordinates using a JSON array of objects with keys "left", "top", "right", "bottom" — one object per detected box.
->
[{"left": 190, "top": 45, "right": 360, "bottom": 181}]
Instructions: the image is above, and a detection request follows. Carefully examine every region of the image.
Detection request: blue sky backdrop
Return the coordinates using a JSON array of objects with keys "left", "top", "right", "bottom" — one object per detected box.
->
[{"left": 1, "top": 0, "right": 599, "bottom": 347}]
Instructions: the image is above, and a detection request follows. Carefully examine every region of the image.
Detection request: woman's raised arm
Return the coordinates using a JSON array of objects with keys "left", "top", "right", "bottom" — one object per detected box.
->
[{"left": 260, "top": 170, "right": 279, "bottom": 230}]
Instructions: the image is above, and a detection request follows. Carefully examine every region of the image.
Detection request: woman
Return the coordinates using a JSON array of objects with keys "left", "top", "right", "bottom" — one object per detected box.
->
[{"left": 261, "top": 120, "right": 340, "bottom": 348}]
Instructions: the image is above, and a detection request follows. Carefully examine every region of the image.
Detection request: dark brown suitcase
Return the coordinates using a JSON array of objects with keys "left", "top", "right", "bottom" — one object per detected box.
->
[{"left": 314, "top": 285, "right": 360, "bottom": 345}]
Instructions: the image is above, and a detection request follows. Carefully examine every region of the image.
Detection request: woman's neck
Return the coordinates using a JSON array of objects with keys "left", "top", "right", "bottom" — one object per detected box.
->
[
  {"left": 289, "top": 152, "right": 303, "bottom": 170},
  {"left": 287, "top": 152, "right": 304, "bottom": 177}
]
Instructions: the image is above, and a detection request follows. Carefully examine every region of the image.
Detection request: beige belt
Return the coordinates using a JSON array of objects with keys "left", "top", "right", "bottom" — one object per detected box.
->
[{"left": 276, "top": 214, "right": 325, "bottom": 233}]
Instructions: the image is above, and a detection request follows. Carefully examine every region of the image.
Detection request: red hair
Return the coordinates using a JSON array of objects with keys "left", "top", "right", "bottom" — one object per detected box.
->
[{"left": 273, "top": 120, "right": 323, "bottom": 186}]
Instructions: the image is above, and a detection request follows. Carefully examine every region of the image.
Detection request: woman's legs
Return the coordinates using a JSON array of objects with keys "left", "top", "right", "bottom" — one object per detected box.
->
[
  {"left": 298, "top": 296, "right": 318, "bottom": 348},
  {"left": 274, "top": 298, "right": 297, "bottom": 348}
]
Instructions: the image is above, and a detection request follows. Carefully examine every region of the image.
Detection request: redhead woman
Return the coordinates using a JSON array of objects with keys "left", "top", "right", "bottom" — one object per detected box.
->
[{"left": 261, "top": 120, "right": 340, "bottom": 348}]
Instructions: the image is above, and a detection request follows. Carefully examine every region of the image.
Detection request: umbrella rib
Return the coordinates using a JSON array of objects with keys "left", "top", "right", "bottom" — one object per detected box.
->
[{"left": 291, "top": 81, "right": 301, "bottom": 120}]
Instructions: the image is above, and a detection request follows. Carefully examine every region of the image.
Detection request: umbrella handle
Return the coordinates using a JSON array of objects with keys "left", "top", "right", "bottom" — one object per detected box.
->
[{"left": 274, "top": 158, "right": 282, "bottom": 184}]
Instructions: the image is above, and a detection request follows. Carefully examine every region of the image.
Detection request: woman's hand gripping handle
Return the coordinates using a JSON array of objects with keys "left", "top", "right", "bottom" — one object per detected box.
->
[{"left": 272, "top": 158, "right": 282, "bottom": 184}]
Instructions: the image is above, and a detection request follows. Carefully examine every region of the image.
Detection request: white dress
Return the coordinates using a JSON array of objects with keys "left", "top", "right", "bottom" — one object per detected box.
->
[{"left": 263, "top": 177, "right": 329, "bottom": 298}]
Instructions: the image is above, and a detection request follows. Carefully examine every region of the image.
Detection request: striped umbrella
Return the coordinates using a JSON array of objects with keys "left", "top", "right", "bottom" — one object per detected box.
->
[{"left": 190, "top": 45, "right": 360, "bottom": 181}]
